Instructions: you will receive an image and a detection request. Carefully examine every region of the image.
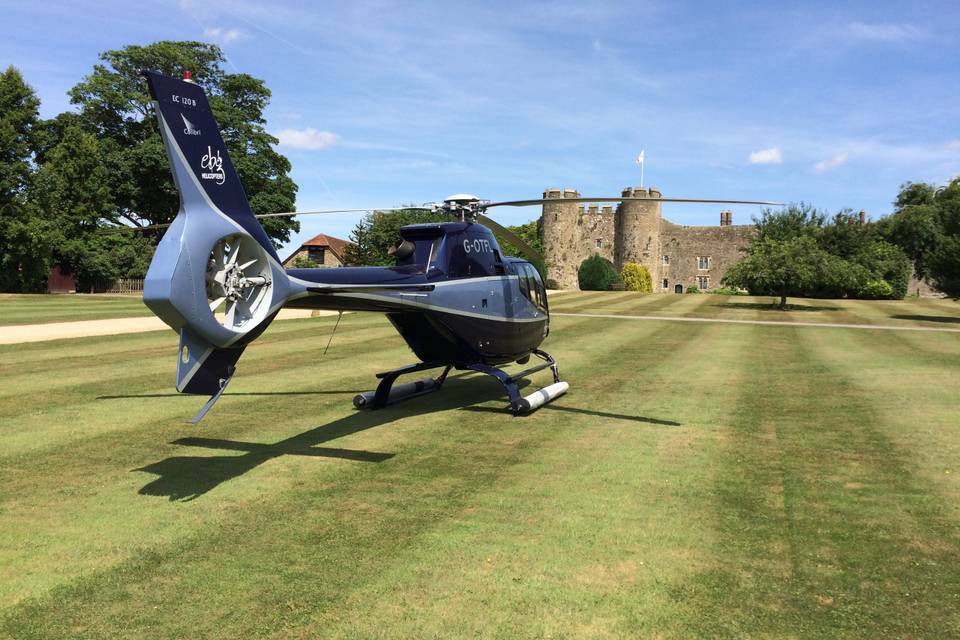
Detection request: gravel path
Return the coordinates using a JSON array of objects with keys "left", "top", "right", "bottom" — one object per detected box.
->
[{"left": 0, "top": 309, "right": 332, "bottom": 345}]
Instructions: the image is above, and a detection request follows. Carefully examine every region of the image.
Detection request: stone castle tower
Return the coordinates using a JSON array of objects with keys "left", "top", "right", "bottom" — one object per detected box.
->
[{"left": 541, "top": 186, "right": 755, "bottom": 291}]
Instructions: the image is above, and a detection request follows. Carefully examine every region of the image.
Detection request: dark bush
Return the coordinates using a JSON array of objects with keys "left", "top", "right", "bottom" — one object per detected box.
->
[{"left": 577, "top": 254, "right": 621, "bottom": 291}]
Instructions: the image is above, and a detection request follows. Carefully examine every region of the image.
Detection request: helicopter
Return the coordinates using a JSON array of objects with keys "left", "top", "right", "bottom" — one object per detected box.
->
[{"left": 139, "top": 70, "right": 778, "bottom": 423}]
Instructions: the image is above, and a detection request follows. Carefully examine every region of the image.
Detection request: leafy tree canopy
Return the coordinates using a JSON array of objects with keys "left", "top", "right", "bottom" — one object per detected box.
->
[
  {"left": 66, "top": 41, "right": 299, "bottom": 246},
  {"left": 727, "top": 203, "right": 911, "bottom": 304},
  {"left": 0, "top": 66, "right": 51, "bottom": 292},
  {"left": 879, "top": 178, "right": 960, "bottom": 296}
]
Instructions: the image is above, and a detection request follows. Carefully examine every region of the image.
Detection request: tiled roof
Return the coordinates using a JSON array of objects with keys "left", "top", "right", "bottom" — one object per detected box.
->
[{"left": 298, "top": 233, "right": 352, "bottom": 260}]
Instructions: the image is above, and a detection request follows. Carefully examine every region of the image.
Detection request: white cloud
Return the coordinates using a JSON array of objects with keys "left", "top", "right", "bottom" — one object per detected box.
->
[
  {"left": 203, "top": 27, "right": 246, "bottom": 44},
  {"left": 847, "top": 22, "right": 928, "bottom": 43},
  {"left": 813, "top": 152, "right": 849, "bottom": 173},
  {"left": 748, "top": 147, "right": 783, "bottom": 165},
  {"left": 275, "top": 128, "right": 340, "bottom": 150}
]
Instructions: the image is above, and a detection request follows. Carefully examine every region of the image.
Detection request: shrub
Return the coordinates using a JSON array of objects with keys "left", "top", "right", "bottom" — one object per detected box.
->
[
  {"left": 686, "top": 285, "right": 701, "bottom": 294},
  {"left": 544, "top": 278, "right": 560, "bottom": 290},
  {"left": 291, "top": 254, "right": 319, "bottom": 268},
  {"left": 859, "top": 279, "right": 895, "bottom": 299},
  {"left": 621, "top": 262, "right": 653, "bottom": 292},
  {"left": 577, "top": 254, "right": 621, "bottom": 291}
]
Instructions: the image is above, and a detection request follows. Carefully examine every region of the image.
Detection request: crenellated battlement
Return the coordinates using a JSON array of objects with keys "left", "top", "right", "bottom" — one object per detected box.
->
[{"left": 540, "top": 185, "right": 758, "bottom": 292}]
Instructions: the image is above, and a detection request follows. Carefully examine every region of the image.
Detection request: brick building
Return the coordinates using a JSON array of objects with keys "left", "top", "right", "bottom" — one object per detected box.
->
[{"left": 282, "top": 233, "right": 352, "bottom": 268}]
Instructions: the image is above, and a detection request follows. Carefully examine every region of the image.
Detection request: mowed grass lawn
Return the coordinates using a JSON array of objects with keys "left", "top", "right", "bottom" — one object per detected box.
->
[
  {"left": 0, "top": 293, "right": 149, "bottom": 326},
  {"left": 1, "top": 292, "right": 960, "bottom": 639}
]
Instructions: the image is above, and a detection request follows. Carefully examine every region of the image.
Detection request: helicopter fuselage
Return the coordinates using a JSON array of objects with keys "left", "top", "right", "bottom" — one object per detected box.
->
[{"left": 284, "top": 221, "right": 549, "bottom": 365}]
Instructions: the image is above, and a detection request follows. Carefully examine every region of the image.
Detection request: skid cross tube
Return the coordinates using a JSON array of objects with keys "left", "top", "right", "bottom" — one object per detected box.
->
[{"left": 368, "top": 361, "right": 452, "bottom": 409}]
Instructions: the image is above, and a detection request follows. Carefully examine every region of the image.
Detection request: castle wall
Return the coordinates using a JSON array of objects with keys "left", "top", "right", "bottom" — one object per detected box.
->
[
  {"left": 615, "top": 187, "right": 662, "bottom": 282},
  {"left": 541, "top": 188, "right": 583, "bottom": 289},
  {"left": 579, "top": 204, "right": 615, "bottom": 264},
  {"left": 540, "top": 186, "right": 755, "bottom": 291},
  {"left": 658, "top": 220, "right": 754, "bottom": 292}
]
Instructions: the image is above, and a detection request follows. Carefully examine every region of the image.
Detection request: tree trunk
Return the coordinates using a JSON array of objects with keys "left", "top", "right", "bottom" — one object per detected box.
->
[{"left": 779, "top": 293, "right": 787, "bottom": 308}]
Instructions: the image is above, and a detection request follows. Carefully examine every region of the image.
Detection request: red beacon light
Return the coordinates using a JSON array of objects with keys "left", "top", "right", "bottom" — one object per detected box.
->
[{"left": 183, "top": 69, "right": 195, "bottom": 83}]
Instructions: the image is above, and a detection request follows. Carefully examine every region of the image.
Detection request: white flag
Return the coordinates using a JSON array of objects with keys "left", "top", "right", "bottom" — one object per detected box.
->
[{"left": 636, "top": 150, "right": 645, "bottom": 165}]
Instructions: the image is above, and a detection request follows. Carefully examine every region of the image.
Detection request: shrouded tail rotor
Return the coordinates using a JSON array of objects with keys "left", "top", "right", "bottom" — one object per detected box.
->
[{"left": 205, "top": 234, "right": 273, "bottom": 332}]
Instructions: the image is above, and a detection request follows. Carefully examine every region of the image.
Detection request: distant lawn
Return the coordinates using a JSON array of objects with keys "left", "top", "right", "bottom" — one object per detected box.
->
[
  {"left": 1, "top": 293, "right": 959, "bottom": 638},
  {"left": 549, "top": 290, "right": 960, "bottom": 328},
  {"left": 0, "top": 293, "right": 150, "bottom": 326}
]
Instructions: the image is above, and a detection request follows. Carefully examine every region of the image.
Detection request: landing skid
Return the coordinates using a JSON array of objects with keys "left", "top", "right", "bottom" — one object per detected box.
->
[{"left": 353, "top": 349, "right": 569, "bottom": 415}]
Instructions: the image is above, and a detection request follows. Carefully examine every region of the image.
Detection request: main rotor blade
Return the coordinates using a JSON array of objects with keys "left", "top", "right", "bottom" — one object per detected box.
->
[
  {"left": 98, "top": 206, "right": 436, "bottom": 233},
  {"left": 482, "top": 197, "right": 783, "bottom": 209},
  {"left": 476, "top": 214, "right": 542, "bottom": 263},
  {"left": 255, "top": 207, "right": 433, "bottom": 219}
]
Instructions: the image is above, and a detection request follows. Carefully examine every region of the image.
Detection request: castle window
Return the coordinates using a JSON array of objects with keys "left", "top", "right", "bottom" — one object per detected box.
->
[
  {"left": 698, "top": 256, "right": 710, "bottom": 270},
  {"left": 596, "top": 238, "right": 603, "bottom": 249},
  {"left": 662, "top": 255, "right": 669, "bottom": 265},
  {"left": 662, "top": 278, "right": 669, "bottom": 289},
  {"left": 554, "top": 213, "right": 558, "bottom": 221},
  {"left": 697, "top": 276, "right": 709, "bottom": 290}
]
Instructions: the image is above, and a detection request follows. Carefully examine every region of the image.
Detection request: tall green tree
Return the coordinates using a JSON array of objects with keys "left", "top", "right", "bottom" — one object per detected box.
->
[
  {"left": 66, "top": 41, "right": 299, "bottom": 246},
  {"left": 342, "top": 208, "right": 448, "bottom": 266},
  {"left": 880, "top": 178, "right": 960, "bottom": 296},
  {"left": 729, "top": 203, "right": 910, "bottom": 302},
  {"left": 723, "top": 236, "right": 834, "bottom": 307},
  {"left": 0, "top": 66, "right": 51, "bottom": 292},
  {"left": 33, "top": 125, "right": 151, "bottom": 290}
]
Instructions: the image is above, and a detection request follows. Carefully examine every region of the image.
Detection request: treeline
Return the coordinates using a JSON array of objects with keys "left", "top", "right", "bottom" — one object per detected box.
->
[
  {"left": 0, "top": 41, "right": 299, "bottom": 293},
  {"left": 724, "top": 178, "right": 960, "bottom": 304}
]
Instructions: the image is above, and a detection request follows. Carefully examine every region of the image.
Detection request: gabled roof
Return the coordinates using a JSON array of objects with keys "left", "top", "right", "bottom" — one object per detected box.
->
[{"left": 283, "top": 233, "right": 352, "bottom": 264}]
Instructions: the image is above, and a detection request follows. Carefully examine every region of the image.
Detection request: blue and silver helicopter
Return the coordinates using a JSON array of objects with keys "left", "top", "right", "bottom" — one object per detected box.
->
[{"left": 140, "top": 70, "right": 775, "bottom": 422}]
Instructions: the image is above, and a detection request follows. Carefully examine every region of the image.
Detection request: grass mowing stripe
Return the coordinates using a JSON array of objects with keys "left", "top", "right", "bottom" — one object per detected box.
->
[
  {"left": 307, "top": 321, "right": 752, "bottom": 638},
  {"left": 0, "top": 321, "right": 405, "bottom": 455},
  {"left": 1, "top": 315, "right": 702, "bottom": 638},
  {"left": 0, "top": 313, "right": 604, "bottom": 610},
  {"left": 0, "top": 295, "right": 150, "bottom": 326},
  {"left": 672, "top": 325, "right": 960, "bottom": 637},
  {"left": 804, "top": 327, "right": 960, "bottom": 521}
]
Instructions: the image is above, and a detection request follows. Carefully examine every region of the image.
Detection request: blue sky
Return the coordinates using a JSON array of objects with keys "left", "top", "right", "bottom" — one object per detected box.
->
[{"left": 2, "top": 0, "right": 958, "bottom": 254}]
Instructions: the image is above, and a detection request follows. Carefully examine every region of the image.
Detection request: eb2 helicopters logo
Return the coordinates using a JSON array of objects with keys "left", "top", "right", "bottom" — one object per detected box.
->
[{"left": 199, "top": 146, "right": 225, "bottom": 185}]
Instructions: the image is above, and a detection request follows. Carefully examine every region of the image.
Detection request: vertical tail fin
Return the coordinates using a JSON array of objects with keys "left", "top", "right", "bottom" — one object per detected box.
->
[{"left": 140, "top": 70, "right": 279, "bottom": 262}]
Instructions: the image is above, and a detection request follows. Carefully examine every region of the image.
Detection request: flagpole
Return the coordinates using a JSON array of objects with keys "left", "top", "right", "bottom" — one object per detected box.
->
[{"left": 640, "top": 158, "right": 644, "bottom": 188}]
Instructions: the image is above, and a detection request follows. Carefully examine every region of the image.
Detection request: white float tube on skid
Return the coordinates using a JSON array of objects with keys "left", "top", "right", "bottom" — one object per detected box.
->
[{"left": 517, "top": 381, "right": 569, "bottom": 413}]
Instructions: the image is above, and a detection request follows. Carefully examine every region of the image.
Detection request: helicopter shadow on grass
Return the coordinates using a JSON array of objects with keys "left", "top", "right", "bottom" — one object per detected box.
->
[
  {"left": 461, "top": 403, "right": 681, "bottom": 426},
  {"left": 712, "top": 301, "right": 840, "bottom": 312},
  {"left": 98, "top": 390, "right": 368, "bottom": 400},
  {"left": 890, "top": 314, "right": 960, "bottom": 325},
  {"left": 135, "top": 375, "right": 529, "bottom": 501}
]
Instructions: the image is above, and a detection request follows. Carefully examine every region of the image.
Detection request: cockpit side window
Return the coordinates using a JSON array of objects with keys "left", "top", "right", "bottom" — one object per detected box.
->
[
  {"left": 516, "top": 263, "right": 547, "bottom": 312},
  {"left": 517, "top": 264, "right": 530, "bottom": 300}
]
